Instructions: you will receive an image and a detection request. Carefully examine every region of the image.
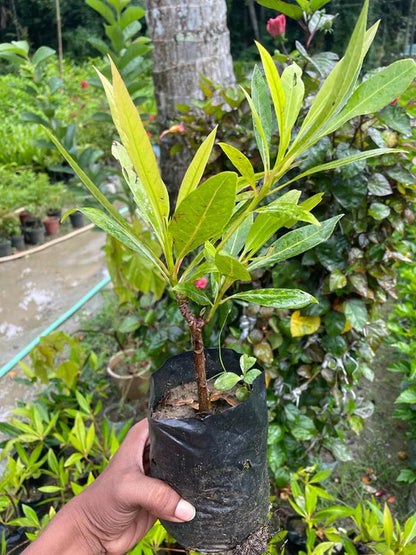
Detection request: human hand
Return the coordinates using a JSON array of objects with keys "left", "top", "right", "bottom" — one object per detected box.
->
[{"left": 24, "top": 419, "right": 195, "bottom": 555}]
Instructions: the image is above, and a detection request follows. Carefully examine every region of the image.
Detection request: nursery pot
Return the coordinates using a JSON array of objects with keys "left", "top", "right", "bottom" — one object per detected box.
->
[
  {"left": 103, "top": 402, "right": 135, "bottom": 435},
  {"left": 43, "top": 216, "right": 60, "bottom": 236},
  {"left": 0, "top": 239, "right": 11, "bottom": 257},
  {"left": 107, "top": 349, "right": 151, "bottom": 401},
  {"left": 18, "top": 210, "right": 31, "bottom": 226},
  {"left": 25, "top": 226, "right": 45, "bottom": 245},
  {"left": 46, "top": 208, "right": 62, "bottom": 219},
  {"left": 148, "top": 349, "right": 270, "bottom": 553},
  {"left": 11, "top": 234, "right": 24, "bottom": 250},
  {"left": 69, "top": 210, "right": 84, "bottom": 229}
]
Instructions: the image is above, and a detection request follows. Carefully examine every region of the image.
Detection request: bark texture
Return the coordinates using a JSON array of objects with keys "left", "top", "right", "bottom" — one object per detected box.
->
[{"left": 145, "top": 0, "right": 236, "bottom": 200}]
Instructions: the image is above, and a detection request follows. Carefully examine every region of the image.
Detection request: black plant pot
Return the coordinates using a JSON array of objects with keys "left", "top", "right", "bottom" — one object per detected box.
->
[
  {"left": 11, "top": 234, "right": 25, "bottom": 250},
  {"left": 69, "top": 210, "right": 84, "bottom": 229},
  {"left": 0, "top": 240, "right": 11, "bottom": 257},
  {"left": 149, "top": 349, "right": 270, "bottom": 553},
  {"left": 25, "top": 226, "right": 45, "bottom": 245},
  {"left": 46, "top": 208, "right": 62, "bottom": 219}
]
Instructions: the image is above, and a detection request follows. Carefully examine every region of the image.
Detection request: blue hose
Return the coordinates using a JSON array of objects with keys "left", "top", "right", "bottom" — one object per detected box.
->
[
  {"left": 0, "top": 275, "right": 111, "bottom": 378},
  {"left": 1, "top": 276, "right": 112, "bottom": 378}
]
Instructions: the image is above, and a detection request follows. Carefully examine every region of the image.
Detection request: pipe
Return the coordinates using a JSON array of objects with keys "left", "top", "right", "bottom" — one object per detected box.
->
[{"left": 0, "top": 275, "right": 111, "bottom": 378}]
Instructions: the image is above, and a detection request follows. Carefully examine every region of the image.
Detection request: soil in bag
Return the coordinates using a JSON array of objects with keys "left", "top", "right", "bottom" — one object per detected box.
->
[{"left": 148, "top": 349, "right": 270, "bottom": 553}]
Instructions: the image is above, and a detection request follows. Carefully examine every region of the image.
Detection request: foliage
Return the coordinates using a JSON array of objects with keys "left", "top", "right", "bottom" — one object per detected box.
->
[
  {"left": 386, "top": 210, "right": 416, "bottom": 486},
  {"left": 269, "top": 466, "right": 416, "bottom": 554},
  {"left": 0, "top": 167, "right": 67, "bottom": 217},
  {"left": 49, "top": 0, "right": 414, "bottom": 412},
  {"left": 85, "top": 0, "right": 153, "bottom": 103}
]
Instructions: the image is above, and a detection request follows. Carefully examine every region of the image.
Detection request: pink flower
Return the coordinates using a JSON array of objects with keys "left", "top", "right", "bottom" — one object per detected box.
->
[
  {"left": 149, "top": 115, "right": 156, "bottom": 121},
  {"left": 81, "top": 80, "right": 89, "bottom": 89},
  {"left": 267, "top": 14, "right": 286, "bottom": 37},
  {"left": 159, "top": 123, "right": 186, "bottom": 140},
  {"left": 195, "top": 277, "right": 208, "bottom": 289}
]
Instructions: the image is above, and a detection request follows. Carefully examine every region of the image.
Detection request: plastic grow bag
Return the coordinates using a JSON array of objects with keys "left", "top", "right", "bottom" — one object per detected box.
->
[{"left": 148, "top": 349, "right": 269, "bottom": 552}]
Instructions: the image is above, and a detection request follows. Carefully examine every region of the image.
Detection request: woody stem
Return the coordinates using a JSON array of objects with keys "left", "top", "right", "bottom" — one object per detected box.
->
[{"left": 176, "top": 294, "right": 211, "bottom": 412}]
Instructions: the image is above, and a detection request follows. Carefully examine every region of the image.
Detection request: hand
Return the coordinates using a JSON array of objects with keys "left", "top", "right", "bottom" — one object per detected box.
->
[{"left": 23, "top": 419, "right": 195, "bottom": 555}]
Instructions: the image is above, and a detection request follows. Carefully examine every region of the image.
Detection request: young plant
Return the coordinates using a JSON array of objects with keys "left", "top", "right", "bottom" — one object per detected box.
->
[
  {"left": 47, "top": 0, "right": 415, "bottom": 412},
  {"left": 214, "top": 354, "right": 262, "bottom": 401}
]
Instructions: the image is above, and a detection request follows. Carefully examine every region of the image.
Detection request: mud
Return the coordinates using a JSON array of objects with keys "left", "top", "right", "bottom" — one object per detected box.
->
[{"left": 0, "top": 228, "right": 108, "bottom": 420}]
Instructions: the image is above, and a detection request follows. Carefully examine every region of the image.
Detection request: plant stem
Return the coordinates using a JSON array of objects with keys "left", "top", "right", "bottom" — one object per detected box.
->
[{"left": 176, "top": 294, "right": 211, "bottom": 412}]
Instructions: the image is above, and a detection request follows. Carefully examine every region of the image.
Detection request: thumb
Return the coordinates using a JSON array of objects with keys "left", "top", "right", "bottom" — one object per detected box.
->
[{"left": 126, "top": 474, "right": 196, "bottom": 523}]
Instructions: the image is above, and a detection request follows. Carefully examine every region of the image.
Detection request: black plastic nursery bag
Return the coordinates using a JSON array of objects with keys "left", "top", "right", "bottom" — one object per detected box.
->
[{"left": 148, "top": 349, "right": 270, "bottom": 553}]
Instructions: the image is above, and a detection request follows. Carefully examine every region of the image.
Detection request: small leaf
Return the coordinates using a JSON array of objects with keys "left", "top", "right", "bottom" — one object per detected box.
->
[
  {"left": 227, "top": 288, "right": 317, "bottom": 309},
  {"left": 214, "top": 372, "right": 241, "bottom": 391},
  {"left": 218, "top": 143, "right": 256, "bottom": 187},
  {"left": 240, "top": 355, "right": 257, "bottom": 373},
  {"left": 215, "top": 251, "right": 251, "bottom": 281},
  {"left": 344, "top": 298, "right": 368, "bottom": 331},
  {"left": 290, "top": 311, "right": 321, "bottom": 337},
  {"left": 174, "top": 282, "right": 212, "bottom": 306},
  {"left": 245, "top": 369, "right": 262, "bottom": 384}
]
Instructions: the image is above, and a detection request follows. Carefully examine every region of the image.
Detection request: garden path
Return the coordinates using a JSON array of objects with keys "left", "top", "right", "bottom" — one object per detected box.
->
[{"left": 0, "top": 227, "right": 108, "bottom": 420}]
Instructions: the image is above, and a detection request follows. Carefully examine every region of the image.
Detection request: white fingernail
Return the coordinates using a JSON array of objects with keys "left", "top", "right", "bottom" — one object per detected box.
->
[{"left": 174, "top": 499, "right": 196, "bottom": 522}]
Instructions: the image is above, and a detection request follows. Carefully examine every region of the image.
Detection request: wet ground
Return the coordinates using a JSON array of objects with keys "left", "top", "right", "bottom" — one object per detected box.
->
[{"left": 0, "top": 227, "right": 108, "bottom": 420}]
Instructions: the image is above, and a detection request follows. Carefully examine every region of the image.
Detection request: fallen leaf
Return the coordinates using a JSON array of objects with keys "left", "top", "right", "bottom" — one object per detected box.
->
[
  {"left": 363, "top": 485, "right": 378, "bottom": 494},
  {"left": 362, "top": 476, "right": 370, "bottom": 484},
  {"left": 387, "top": 496, "right": 396, "bottom": 503},
  {"left": 375, "top": 490, "right": 386, "bottom": 497},
  {"left": 8, "top": 371, "right": 17, "bottom": 378},
  {"left": 398, "top": 451, "right": 408, "bottom": 460}
]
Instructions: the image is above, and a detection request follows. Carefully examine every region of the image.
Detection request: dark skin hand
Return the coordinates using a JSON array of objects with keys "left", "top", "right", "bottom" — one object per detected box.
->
[{"left": 23, "top": 419, "right": 195, "bottom": 555}]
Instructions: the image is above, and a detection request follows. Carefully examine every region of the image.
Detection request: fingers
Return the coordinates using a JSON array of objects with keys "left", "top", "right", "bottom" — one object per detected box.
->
[{"left": 124, "top": 474, "right": 196, "bottom": 523}]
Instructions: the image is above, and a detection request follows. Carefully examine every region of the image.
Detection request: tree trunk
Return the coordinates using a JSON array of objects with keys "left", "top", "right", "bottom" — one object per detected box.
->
[{"left": 145, "top": 0, "right": 235, "bottom": 205}]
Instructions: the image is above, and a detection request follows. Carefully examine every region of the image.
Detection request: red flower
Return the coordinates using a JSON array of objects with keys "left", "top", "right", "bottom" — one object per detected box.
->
[
  {"left": 267, "top": 14, "right": 286, "bottom": 37},
  {"left": 81, "top": 80, "right": 89, "bottom": 89},
  {"left": 147, "top": 131, "right": 152, "bottom": 137},
  {"left": 195, "top": 277, "right": 208, "bottom": 289},
  {"left": 149, "top": 115, "right": 156, "bottom": 121},
  {"left": 390, "top": 97, "right": 398, "bottom": 105}
]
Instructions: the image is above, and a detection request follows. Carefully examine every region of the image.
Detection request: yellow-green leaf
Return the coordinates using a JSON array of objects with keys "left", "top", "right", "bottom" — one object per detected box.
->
[
  {"left": 177, "top": 127, "right": 218, "bottom": 207},
  {"left": 215, "top": 251, "right": 251, "bottom": 281},
  {"left": 290, "top": 311, "right": 321, "bottom": 337}
]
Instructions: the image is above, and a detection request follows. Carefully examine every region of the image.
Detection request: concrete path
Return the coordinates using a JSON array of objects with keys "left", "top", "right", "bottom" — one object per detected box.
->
[{"left": 0, "top": 227, "right": 108, "bottom": 420}]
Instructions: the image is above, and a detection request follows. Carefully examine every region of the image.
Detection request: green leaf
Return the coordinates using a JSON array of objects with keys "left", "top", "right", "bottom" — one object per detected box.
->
[
  {"left": 268, "top": 423, "right": 285, "bottom": 444},
  {"left": 368, "top": 202, "right": 391, "bottom": 220},
  {"left": 227, "top": 288, "right": 317, "bottom": 309},
  {"left": 70, "top": 207, "right": 166, "bottom": 278},
  {"left": 240, "top": 355, "right": 257, "bottom": 373},
  {"left": 383, "top": 504, "right": 394, "bottom": 548},
  {"left": 244, "top": 189, "right": 302, "bottom": 256},
  {"left": 284, "top": 148, "right": 401, "bottom": 188},
  {"left": 325, "top": 59, "right": 416, "bottom": 133},
  {"left": 32, "top": 46, "right": 56, "bottom": 67},
  {"left": 56, "top": 361, "right": 79, "bottom": 389},
  {"left": 169, "top": 172, "right": 237, "bottom": 259},
  {"left": 214, "top": 372, "right": 241, "bottom": 391},
  {"left": 256, "top": 201, "right": 321, "bottom": 226},
  {"left": 249, "top": 215, "right": 342, "bottom": 271},
  {"left": 177, "top": 127, "right": 218, "bottom": 207},
  {"left": 256, "top": 42, "right": 285, "bottom": 160},
  {"left": 344, "top": 298, "right": 368, "bottom": 331},
  {"left": 215, "top": 251, "right": 251, "bottom": 281},
  {"left": 173, "top": 282, "right": 212, "bottom": 306},
  {"left": 329, "top": 269, "right": 347, "bottom": 291},
  {"left": 252, "top": 65, "right": 273, "bottom": 152},
  {"left": 224, "top": 214, "right": 253, "bottom": 256},
  {"left": 86, "top": 0, "right": 116, "bottom": 24},
  {"left": 395, "top": 387, "right": 416, "bottom": 404},
  {"left": 218, "top": 143, "right": 255, "bottom": 187},
  {"left": 367, "top": 173, "right": 392, "bottom": 196},
  {"left": 255, "top": 0, "right": 303, "bottom": 19},
  {"left": 119, "top": 6, "right": 145, "bottom": 29},
  {"left": 245, "top": 369, "right": 262, "bottom": 384},
  {"left": 38, "top": 485, "right": 62, "bottom": 493},
  {"left": 280, "top": 63, "right": 304, "bottom": 156},
  {"left": 290, "top": 0, "right": 369, "bottom": 152},
  {"left": 242, "top": 87, "right": 270, "bottom": 171}
]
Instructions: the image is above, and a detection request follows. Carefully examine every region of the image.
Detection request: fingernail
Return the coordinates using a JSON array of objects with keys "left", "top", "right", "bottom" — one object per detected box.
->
[{"left": 175, "top": 499, "right": 196, "bottom": 522}]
